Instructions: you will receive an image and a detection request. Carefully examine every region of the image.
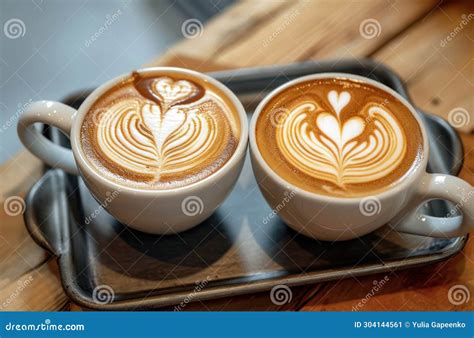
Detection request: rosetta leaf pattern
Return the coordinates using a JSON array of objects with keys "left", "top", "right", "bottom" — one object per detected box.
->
[
  {"left": 96, "top": 77, "right": 222, "bottom": 180},
  {"left": 277, "top": 90, "right": 407, "bottom": 189}
]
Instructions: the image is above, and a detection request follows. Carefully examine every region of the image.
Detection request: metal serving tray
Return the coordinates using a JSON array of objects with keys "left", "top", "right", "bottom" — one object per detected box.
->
[{"left": 24, "top": 59, "right": 466, "bottom": 310}]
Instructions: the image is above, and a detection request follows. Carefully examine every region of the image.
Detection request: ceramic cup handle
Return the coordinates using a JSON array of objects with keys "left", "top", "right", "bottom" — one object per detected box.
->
[
  {"left": 17, "top": 100, "right": 78, "bottom": 175},
  {"left": 390, "top": 173, "right": 474, "bottom": 237}
]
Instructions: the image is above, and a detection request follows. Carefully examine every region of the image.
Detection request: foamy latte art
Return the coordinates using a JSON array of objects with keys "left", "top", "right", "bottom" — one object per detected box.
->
[
  {"left": 81, "top": 72, "right": 240, "bottom": 189},
  {"left": 256, "top": 78, "right": 423, "bottom": 197}
]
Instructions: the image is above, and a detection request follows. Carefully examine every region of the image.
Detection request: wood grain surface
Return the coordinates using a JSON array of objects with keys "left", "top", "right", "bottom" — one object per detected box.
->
[{"left": 1, "top": 0, "right": 472, "bottom": 311}]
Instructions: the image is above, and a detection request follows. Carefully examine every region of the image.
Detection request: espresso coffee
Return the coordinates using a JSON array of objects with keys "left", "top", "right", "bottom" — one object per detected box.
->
[
  {"left": 256, "top": 77, "right": 424, "bottom": 197},
  {"left": 81, "top": 71, "right": 240, "bottom": 189}
]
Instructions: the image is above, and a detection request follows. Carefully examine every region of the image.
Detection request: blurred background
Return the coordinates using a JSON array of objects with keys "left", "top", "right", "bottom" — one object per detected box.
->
[
  {"left": 0, "top": 0, "right": 233, "bottom": 163},
  {"left": 2, "top": 0, "right": 472, "bottom": 165}
]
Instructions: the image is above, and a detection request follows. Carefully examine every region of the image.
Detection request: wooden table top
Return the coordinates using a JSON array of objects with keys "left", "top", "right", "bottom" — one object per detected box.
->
[{"left": 1, "top": 0, "right": 472, "bottom": 311}]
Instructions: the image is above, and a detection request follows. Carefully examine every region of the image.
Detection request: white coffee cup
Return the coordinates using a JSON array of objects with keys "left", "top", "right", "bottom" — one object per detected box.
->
[
  {"left": 249, "top": 73, "right": 473, "bottom": 241},
  {"left": 18, "top": 67, "right": 248, "bottom": 234}
]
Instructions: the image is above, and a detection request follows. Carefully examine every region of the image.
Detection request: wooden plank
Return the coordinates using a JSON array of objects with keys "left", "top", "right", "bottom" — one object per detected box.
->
[
  {"left": 373, "top": 0, "right": 474, "bottom": 133},
  {"left": 147, "top": 0, "right": 292, "bottom": 69},
  {"left": 215, "top": 0, "right": 438, "bottom": 66},
  {"left": 458, "top": 133, "right": 474, "bottom": 183},
  {"left": 0, "top": 260, "right": 68, "bottom": 311},
  {"left": 151, "top": 0, "right": 438, "bottom": 69},
  {"left": 0, "top": 213, "right": 48, "bottom": 291},
  {"left": 0, "top": 151, "right": 47, "bottom": 291},
  {"left": 148, "top": 54, "right": 235, "bottom": 72},
  {"left": 300, "top": 236, "right": 474, "bottom": 311},
  {"left": 0, "top": 150, "right": 42, "bottom": 200}
]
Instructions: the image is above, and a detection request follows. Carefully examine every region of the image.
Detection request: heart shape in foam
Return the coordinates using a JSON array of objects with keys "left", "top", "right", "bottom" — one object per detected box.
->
[
  {"left": 316, "top": 113, "right": 365, "bottom": 148},
  {"left": 328, "top": 90, "right": 350, "bottom": 117},
  {"left": 94, "top": 77, "right": 230, "bottom": 181},
  {"left": 152, "top": 77, "right": 200, "bottom": 108},
  {"left": 141, "top": 103, "right": 186, "bottom": 155},
  {"left": 276, "top": 90, "right": 407, "bottom": 189}
]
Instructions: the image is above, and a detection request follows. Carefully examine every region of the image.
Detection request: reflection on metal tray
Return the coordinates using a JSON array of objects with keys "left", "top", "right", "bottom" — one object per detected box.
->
[{"left": 25, "top": 59, "right": 466, "bottom": 310}]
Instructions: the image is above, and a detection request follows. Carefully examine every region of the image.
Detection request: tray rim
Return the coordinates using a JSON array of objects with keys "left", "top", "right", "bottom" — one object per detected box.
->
[
  {"left": 24, "top": 59, "right": 467, "bottom": 310},
  {"left": 25, "top": 169, "right": 467, "bottom": 310}
]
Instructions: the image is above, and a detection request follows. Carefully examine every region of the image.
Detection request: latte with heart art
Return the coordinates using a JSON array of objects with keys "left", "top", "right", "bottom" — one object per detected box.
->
[
  {"left": 256, "top": 77, "right": 423, "bottom": 197},
  {"left": 81, "top": 71, "right": 240, "bottom": 189}
]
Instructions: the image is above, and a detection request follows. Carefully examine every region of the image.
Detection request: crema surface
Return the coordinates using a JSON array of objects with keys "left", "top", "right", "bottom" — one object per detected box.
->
[
  {"left": 81, "top": 72, "right": 240, "bottom": 190},
  {"left": 256, "top": 78, "right": 423, "bottom": 197}
]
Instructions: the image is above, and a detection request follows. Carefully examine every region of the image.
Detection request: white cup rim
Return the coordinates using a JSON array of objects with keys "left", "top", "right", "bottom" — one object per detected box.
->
[
  {"left": 70, "top": 66, "right": 249, "bottom": 196},
  {"left": 249, "top": 72, "right": 429, "bottom": 203}
]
